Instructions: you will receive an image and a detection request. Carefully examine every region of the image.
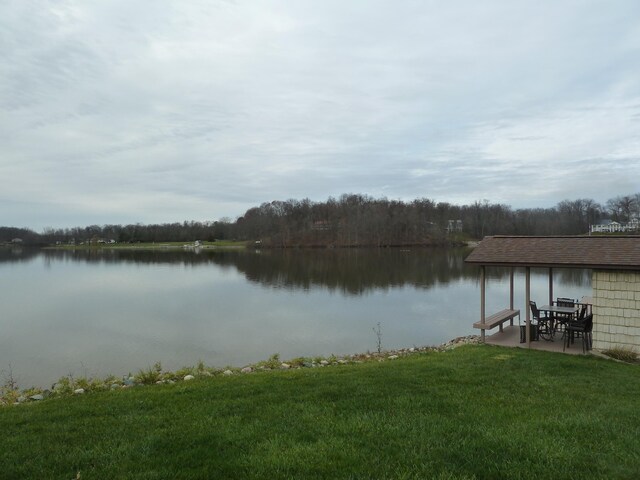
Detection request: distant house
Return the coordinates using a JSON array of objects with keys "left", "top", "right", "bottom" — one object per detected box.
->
[
  {"left": 11, "top": 238, "right": 23, "bottom": 244},
  {"left": 312, "top": 220, "right": 331, "bottom": 231},
  {"left": 446, "top": 220, "right": 463, "bottom": 233},
  {"left": 591, "top": 218, "right": 640, "bottom": 234}
]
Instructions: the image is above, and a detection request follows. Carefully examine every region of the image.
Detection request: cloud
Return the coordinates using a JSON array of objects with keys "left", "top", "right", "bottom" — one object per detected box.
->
[{"left": 1, "top": 0, "right": 639, "bottom": 229}]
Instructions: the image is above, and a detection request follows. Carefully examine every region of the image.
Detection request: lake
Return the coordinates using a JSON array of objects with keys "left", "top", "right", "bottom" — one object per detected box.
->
[{"left": 0, "top": 246, "right": 591, "bottom": 388}]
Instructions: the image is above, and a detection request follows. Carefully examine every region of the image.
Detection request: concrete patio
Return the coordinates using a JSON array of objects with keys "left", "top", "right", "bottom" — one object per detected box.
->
[{"left": 484, "top": 325, "right": 591, "bottom": 355}]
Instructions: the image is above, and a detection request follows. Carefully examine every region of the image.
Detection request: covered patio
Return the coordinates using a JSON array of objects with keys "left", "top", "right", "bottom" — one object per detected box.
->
[{"left": 465, "top": 235, "right": 640, "bottom": 353}]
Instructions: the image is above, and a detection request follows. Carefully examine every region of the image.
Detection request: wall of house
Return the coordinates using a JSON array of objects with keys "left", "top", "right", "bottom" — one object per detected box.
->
[{"left": 592, "top": 270, "right": 640, "bottom": 351}]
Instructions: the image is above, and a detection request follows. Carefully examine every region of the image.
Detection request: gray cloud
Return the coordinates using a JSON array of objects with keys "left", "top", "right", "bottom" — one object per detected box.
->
[{"left": 1, "top": 0, "right": 639, "bottom": 229}]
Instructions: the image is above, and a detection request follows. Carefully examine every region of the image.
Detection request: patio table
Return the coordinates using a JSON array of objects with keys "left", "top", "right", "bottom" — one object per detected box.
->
[
  {"left": 538, "top": 305, "right": 579, "bottom": 316},
  {"left": 538, "top": 305, "right": 579, "bottom": 339}
]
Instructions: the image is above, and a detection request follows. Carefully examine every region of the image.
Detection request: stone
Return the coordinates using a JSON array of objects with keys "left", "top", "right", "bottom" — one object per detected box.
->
[
  {"left": 241, "top": 367, "right": 252, "bottom": 374},
  {"left": 124, "top": 377, "right": 135, "bottom": 386},
  {"left": 223, "top": 369, "right": 233, "bottom": 376},
  {"left": 388, "top": 355, "right": 399, "bottom": 360},
  {"left": 280, "top": 363, "right": 290, "bottom": 369},
  {"left": 30, "top": 394, "right": 44, "bottom": 401},
  {"left": 110, "top": 384, "right": 120, "bottom": 390},
  {"left": 337, "top": 360, "right": 347, "bottom": 364},
  {"left": 320, "top": 360, "right": 329, "bottom": 366},
  {"left": 74, "top": 388, "right": 85, "bottom": 395},
  {"left": 183, "top": 374, "right": 195, "bottom": 381}
]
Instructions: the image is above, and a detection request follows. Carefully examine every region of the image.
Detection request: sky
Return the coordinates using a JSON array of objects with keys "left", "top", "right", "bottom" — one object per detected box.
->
[{"left": 2, "top": 0, "right": 640, "bottom": 231}]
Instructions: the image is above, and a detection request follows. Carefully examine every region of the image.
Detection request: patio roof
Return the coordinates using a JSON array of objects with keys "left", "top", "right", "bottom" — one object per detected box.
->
[{"left": 465, "top": 235, "right": 640, "bottom": 270}]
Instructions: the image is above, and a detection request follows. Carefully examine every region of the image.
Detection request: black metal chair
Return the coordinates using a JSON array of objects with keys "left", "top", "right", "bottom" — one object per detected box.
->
[
  {"left": 529, "top": 301, "right": 550, "bottom": 341},
  {"left": 563, "top": 313, "right": 593, "bottom": 353},
  {"left": 555, "top": 297, "right": 576, "bottom": 333}
]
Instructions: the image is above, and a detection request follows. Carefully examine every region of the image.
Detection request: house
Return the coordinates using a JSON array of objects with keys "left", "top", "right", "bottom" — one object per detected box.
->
[
  {"left": 590, "top": 219, "right": 640, "bottom": 234},
  {"left": 311, "top": 220, "right": 331, "bottom": 231},
  {"left": 446, "top": 219, "right": 463, "bottom": 233},
  {"left": 465, "top": 235, "right": 640, "bottom": 352}
]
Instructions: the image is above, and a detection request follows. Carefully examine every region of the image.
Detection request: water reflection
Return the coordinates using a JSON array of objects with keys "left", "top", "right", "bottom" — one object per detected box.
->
[
  {"left": 3, "top": 247, "right": 484, "bottom": 293},
  {"left": 5, "top": 246, "right": 592, "bottom": 293},
  {"left": 0, "top": 246, "right": 39, "bottom": 263},
  {"left": 0, "top": 247, "right": 591, "bottom": 387}
]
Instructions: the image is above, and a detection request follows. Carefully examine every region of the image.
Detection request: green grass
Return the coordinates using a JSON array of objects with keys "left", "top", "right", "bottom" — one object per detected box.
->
[{"left": 1, "top": 345, "right": 639, "bottom": 479}]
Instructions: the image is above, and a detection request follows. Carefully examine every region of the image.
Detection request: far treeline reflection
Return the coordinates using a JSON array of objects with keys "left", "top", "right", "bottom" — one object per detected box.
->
[{"left": 1, "top": 247, "right": 591, "bottom": 296}]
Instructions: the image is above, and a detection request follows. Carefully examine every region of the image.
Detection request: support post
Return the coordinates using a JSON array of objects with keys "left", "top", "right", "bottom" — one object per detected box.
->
[
  {"left": 510, "top": 268, "right": 514, "bottom": 310},
  {"left": 526, "top": 267, "right": 531, "bottom": 347},
  {"left": 548, "top": 268, "right": 553, "bottom": 305},
  {"left": 480, "top": 265, "right": 486, "bottom": 342}
]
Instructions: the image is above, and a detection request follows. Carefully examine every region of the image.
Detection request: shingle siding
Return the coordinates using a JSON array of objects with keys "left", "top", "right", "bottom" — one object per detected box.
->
[{"left": 592, "top": 270, "right": 640, "bottom": 352}]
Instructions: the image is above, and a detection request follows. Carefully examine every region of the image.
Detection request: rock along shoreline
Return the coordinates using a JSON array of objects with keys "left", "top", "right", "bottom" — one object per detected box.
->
[{"left": 1, "top": 336, "right": 481, "bottom": 407}]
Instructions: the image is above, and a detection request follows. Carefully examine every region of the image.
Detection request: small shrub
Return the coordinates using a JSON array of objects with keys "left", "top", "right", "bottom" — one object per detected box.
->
[
  {"left": 1, "top": 364, "right": 21, "bottom": 404},
  {"left": 53, "top": 376, "right": 74, "bottom": 395},
  {"left": 256, "top": 353, "right": 281, "bottom": 369},
  {"left": 1, "top": 388, "right": 19, "bottom": 405},
  {"left": 75, "top": 377, "right": 92, "bottom": 391},
  {"left": 287, "top": 357, "right": 308, "bottom": 368},
  {"left": 193, "top": 360, "right": 203, "bottom": 372},
  {"left": 603, "top": 346, "right": 638, "bottom": 363},
  {"left": 373, "top": 322, "right": 383, "bottom": 353},
  {"left": 137, "top": 364, "right": 163, "bottom": 385},
  {"left": 174, "top": 366, "right": 196, "bottom": 379}
]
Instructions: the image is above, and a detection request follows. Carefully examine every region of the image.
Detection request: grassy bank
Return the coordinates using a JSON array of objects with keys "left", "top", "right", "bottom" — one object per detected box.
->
[{"left": 1, "top": 345, "right": 639, "bottom": 479}]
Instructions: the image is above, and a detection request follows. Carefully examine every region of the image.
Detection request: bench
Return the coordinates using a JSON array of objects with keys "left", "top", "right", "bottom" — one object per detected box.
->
[{"left": 473, "top": 308, "right": 520, "bottom": 332}]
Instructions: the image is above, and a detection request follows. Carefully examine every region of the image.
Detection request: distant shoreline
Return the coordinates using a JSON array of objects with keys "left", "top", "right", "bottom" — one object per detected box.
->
[{"left": 40, "top": 239, "right": 474, "bottom": 251}]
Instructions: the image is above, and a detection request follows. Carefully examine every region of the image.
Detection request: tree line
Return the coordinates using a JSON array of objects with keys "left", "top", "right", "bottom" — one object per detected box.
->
[{"left": 1, "top": 193, "right": 639, "bottom": 247}]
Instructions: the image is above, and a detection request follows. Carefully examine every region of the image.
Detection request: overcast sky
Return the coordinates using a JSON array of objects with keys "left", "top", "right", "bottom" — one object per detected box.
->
[{"left": 2, "top": 1, "right": 639, "bottom": 230}]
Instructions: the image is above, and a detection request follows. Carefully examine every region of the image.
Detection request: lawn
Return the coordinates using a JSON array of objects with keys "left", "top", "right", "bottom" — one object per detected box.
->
[{"left": 1, "top": 345, "right": 638, "bottom": 479}]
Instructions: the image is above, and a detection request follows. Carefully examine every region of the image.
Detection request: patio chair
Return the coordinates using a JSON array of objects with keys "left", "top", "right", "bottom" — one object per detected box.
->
[
  {"left": 528, "top": 301, "right": 549, "bottom": 341},
  {"left": 563, "top": 313, "right": 593, "bottom": 353},
  {"left": 554, "top": 297, "right": 576, "bottom": 332},
  {"left": 561, "top": 304, "right": 586, "bottom": 342}
]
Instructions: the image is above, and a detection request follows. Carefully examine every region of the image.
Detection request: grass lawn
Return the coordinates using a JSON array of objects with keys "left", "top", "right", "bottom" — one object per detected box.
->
[{"left": 1, "top": 345, "right": 639, "bottom": 479}]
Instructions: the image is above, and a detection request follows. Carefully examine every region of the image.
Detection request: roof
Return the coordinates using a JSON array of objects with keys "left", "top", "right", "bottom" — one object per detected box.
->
[{"left": 465, "top": 236, "right": 640, "bottom": 270}]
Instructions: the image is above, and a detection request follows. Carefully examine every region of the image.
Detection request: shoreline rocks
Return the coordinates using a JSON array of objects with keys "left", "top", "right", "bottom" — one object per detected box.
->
[{"left": 2, "top": 335, "right": 482, "bottom": 406}]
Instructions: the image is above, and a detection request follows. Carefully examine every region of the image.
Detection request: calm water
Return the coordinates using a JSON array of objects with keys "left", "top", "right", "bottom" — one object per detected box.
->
[{"left": 0, "top": 247, "right": 591, "bottom": 387}]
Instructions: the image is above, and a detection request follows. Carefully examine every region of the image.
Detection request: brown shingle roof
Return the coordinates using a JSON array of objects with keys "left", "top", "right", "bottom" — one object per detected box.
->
[{"left": 465, "top": 236, "right": 640, "bottom": 270}]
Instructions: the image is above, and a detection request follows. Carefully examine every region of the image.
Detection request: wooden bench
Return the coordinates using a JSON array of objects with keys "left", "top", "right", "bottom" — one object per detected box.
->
[{"left": 473, "top": 309, "right": 520, "bottom": 332}]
